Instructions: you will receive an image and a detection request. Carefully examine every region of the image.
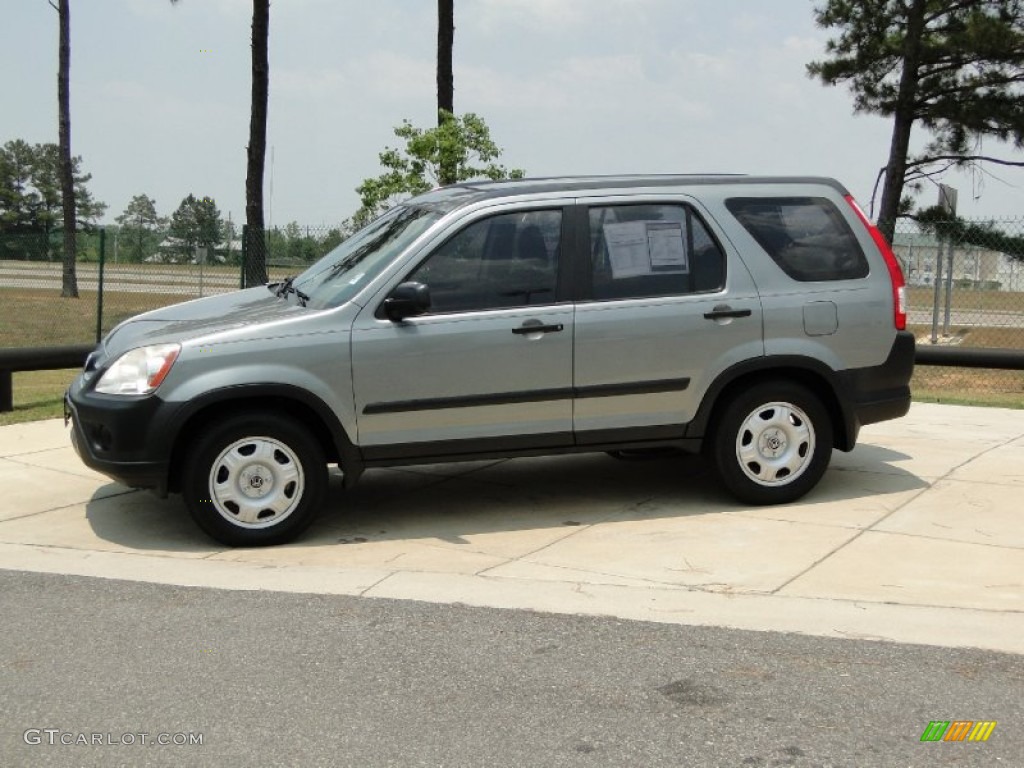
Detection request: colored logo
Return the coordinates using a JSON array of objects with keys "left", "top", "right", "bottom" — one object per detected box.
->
[{"left": 920, "top": 721, "right": 997, "bottom": 742}]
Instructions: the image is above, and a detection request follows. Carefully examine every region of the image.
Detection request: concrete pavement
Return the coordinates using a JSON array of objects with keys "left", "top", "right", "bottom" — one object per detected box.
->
[{"left": 1, "top": 402, "right": 1022, "bottom": 654}]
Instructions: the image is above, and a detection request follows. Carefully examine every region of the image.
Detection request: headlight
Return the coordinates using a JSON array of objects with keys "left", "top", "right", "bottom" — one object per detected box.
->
[{"left": 94, "top": 344, "right": 181, "bottom": 395}]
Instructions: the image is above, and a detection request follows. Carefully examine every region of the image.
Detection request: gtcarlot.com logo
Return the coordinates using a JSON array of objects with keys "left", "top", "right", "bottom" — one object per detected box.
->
[
  {"left": 920, "top": 720, "right": 997, "bottom": 743},
  {"left": 23, "top": 729, "right": 203, "bottom": 747}
]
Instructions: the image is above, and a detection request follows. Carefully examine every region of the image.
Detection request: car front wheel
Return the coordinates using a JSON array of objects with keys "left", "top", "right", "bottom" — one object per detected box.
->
[
  {"left": 182, "top": 412, "right": 327, "bottom": 546},
  {"left": 711, "top": 381, "right": 832, "bottom": 505}
]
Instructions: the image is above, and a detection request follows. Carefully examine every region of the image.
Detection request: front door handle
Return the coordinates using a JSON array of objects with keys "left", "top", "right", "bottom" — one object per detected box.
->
[
  {"left": 512, "top": 322, "right": 564, "bottom": 335},
  {"left": 703, "top": 305, "right": 752, "bottom": 320}
]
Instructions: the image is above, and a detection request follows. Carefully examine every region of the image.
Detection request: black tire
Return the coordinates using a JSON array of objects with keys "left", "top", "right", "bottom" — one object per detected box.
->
[
  {"left": 710, "top": 380, "right": 832, "bottom": 505},
  {"left": 181, "top": 412, "right": 327, "bottom": 546}
]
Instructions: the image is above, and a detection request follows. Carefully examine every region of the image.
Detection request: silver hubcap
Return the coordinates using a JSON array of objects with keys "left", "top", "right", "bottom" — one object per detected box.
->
[
  {"left": 735, "top": 401, "right": 815, "bottom": 487},
  {"left": 208, "top": 436, "right": 304, "bottom": 529}
]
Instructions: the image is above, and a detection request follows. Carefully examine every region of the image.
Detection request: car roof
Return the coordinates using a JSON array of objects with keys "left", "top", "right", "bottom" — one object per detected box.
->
[{"left": 410, "top": 174, "right": 849, "bottom": 210}]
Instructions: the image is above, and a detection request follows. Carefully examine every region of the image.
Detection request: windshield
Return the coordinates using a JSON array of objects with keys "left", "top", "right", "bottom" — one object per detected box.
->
[{"left": 293, "top": 205, "right": 440, "bottom": 309}]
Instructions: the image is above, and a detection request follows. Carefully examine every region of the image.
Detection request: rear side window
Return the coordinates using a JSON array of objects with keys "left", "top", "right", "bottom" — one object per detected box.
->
[{"left": 725, "top": 197, "right": 869, "bottom": 281}]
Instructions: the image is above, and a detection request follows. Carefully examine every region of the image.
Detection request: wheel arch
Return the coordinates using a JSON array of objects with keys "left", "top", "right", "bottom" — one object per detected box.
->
[
  {"left": 165, "top": 384, "right": 362, "bottom": 494},
  {"left": 688, "top": 357, "right": 856, "bottom": 452}
]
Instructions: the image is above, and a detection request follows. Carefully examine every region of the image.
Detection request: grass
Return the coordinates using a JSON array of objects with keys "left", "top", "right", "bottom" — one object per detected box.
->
[
  {"left": 907, "top": 285, "right": 1024, "bottom": 313},
  {"left": 0, "top": 287, "right": 200, "bottom": 346},
  {"left": 0, "top": 369, "right": 78, "bottom": 426},
  {"left": 912, "top": 375, "right": 1024, "bottom": 409},
  {"left": 908, "top": 324, "right": 1024, "bottom": 350},
  {"left": 0, "top": 287, "right": 195, "bottom": 425}
]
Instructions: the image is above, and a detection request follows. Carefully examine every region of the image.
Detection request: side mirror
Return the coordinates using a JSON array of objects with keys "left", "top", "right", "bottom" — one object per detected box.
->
[{"left": 383, "top": 281, "right": 431, "bottom": 322}]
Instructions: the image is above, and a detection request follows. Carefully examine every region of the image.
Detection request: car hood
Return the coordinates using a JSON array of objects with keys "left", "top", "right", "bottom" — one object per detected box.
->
[{"left": 101, "top": 287, "right": 312, "bottom": 357}]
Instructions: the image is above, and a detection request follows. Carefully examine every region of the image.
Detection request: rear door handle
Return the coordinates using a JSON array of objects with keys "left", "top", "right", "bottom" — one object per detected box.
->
[
  {"left": 512, "top": 323, "right": 564, "bottom": 335},
  {"left": 703, "top": 305, "right": 752, "bottom": 320}
]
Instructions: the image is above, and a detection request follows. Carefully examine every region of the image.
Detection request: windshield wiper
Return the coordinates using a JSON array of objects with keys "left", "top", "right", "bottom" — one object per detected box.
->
[
  {"left": 323, "top": 252, "right": 365, "bottom": 281},
  {"left": 268, "top": 275, "right": 310, "bottom": 307}
]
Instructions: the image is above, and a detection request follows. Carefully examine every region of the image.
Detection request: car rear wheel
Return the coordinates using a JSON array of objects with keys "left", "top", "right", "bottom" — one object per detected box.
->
[
  {"left": 711, "top": 381, "right": 832, "bottom": 505},
  {"left": 182, "top": 412, "right": 327, "bottom": 546}
]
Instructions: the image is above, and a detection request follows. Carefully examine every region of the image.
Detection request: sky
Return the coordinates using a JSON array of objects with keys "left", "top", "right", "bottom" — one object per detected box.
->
[{"left": 4, "top": 0, "right": 1023, "bottom": 229}]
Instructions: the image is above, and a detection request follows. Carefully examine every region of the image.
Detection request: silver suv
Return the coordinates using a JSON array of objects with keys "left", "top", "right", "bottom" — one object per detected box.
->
[{"left": 66, "top": 176, "right": 914, "bottom": 546}]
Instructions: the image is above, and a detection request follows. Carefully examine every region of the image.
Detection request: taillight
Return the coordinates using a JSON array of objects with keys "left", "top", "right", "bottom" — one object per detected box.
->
[{"left": 844, "top": 195, "right": 906, "bottom": 330}]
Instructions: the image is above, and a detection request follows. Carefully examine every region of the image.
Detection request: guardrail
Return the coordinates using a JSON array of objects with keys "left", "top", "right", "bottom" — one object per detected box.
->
[
  {"left": 0, "top": 343, "right": 1021, "bottom": 414},
  {"left": 0, "top": 344, "right": 93, "bottom": 412},
  {"left": 914, "top": 346, "right": 1024, "bottom": 369}
]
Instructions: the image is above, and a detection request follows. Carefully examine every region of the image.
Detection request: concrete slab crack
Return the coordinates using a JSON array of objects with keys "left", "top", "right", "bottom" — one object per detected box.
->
[{"left": 771, "top": 425, "right": 1024, "bottom": 595}]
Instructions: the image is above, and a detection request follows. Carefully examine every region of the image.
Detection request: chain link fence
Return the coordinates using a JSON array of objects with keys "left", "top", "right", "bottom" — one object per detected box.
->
[
  {"left": 894, "top": 217, "right": 1024, "bottom": 402},
  {"left": 0, "top": 225, "right": 344, "bottom": 348},
  {"left": 2, "top": 217, "right": 1023, "bottom": 404}
]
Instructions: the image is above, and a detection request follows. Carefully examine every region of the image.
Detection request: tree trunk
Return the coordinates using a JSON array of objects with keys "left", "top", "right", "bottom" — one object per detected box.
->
[
  {"left": 437, "top": 0, "right": 456, "bottom": 185},
  {"left": 876, "top": 0, "right": 927, "bottom": 244},
  {"left": 877, "top": 116, "right": 914, "bottom": 244},
  {"left": 245, "top": 0, "right": 269, "bottom": 286},
  {"left": 58, "top": 0, "right": 78, "bottom": 298}
]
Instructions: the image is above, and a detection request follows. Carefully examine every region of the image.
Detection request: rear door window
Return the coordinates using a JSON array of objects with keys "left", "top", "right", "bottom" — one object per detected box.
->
[
  {"left": 725, "top": 197, "right": 868, "bottom": 281},
  {"left": 587, "top": 204, "right": 725, "bottom": 300}
]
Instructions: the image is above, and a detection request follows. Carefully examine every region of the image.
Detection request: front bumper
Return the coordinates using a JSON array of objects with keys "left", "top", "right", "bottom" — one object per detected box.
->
[{"left": 65, "top": 377, "right": 177, "bottom": 494}]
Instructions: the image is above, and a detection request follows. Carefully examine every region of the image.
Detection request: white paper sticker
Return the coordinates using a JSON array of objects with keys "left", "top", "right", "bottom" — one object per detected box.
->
[
  {"left": 604, "top": 222, "right": 650, "bottom": 278},
  {"left": 647, "top": 222, "right": 689, "bottom": 273},
  {"left": 603, "top": 220, "right": 689, "bottom": 278}
]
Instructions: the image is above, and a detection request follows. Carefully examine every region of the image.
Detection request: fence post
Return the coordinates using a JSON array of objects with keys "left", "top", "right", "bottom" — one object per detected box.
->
[
  {"left": 240, "top": 224, "right": 248, "bottom": 289},
  {"left": 96, "top": 229, "right": 106, "bottom": 343},
  {"left": 0, "top": 372, "right": 11, "bottom": 413},
  {"left": 198, "top": 246, "right": 205, "bottom": 298},
  {"left": 930, "top": 238, "right": 944, "bottom": 344},
  {"left": 942, "top": 239, "right": 955, "bottom": 337}
]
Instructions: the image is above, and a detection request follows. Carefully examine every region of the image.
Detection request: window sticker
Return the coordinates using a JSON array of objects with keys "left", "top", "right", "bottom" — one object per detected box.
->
[
  {"left": 604, "top": 221, "right": 689, "bottom": 278},
  {"left": 647, "top": 222, "right": 689, "bottom": 272}
]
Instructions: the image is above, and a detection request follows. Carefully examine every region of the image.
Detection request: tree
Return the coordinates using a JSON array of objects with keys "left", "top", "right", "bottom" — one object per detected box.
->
[
  {"left": 30, "top": 143, "right": 106, "bottom": 230},
  {"left": 171, "top": 0, "right": 269, "bottom": 284},
  {"left": 915, "top": 206, "right": 1024, "bottom": 260},
  {"left": 0, "top": 140, "right": 105, "bottom": 242},
  {"left": 245, "top": 0, "right": 270, "bottom": 285},
  {"left": 355, "top": 112, "right": 525, "bottom": 224},
  {"left": 115, "top": 194, "right": 165, "bottom": 263},
  {"left": 221, "top": 216, "right": 239, "bottom": 264},
  {"left": 437, "top": 0, "right": 456, "bottom": 185},
  {"left": 0, "top": 139, "right": 41, "bottom": 233},
  {"left": 54, "top": 0, "right": 78, "bottom": 296},
  {"left": 167, "top": 194, "right": 223, "bottom": 262},
  {"left": 808, "top": 1, "right": 1024, "bottom": 242}
]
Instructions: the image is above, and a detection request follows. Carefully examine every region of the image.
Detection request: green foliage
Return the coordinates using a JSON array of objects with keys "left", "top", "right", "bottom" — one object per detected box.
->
[
  {"left": 809, "top": 1, "right": 1024, "bottom": 144},
  {"left": 355, "top": 111, "right": 525, "bottom": 223},
  {"left": 808, "top": 1, "right": 1024, "bottom": 231},
  {"left": 115, "top": 194, "right": 166, "bottom": 263},
  {"left": 167, "top": 194, "right": 223, "bottom": 262},
  {"left": 0, "top": 139, "right": 106, "bottom": 236},
  {"left": 220, "top": 217, "right": 240, "bottom": 265},
  {"left": 264, "top": 222, "right": 347, "bottom": 266},
  {"left": 916, "top": 205, "right": 1024, "bottom": 260}
]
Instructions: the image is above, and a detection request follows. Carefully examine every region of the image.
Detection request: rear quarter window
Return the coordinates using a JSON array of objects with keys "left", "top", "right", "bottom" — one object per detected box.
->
[{"left": 725, "top": 197, "right": 869, "bottom": 282}]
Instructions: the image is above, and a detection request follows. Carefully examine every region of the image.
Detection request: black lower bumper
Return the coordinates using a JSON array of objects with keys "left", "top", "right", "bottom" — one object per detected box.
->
[
  {"left": 65, "top": 381, "right": 175, "bottom": 494},
  {"left": 837, "top": 330, "right": 915, "bottom": 448}
]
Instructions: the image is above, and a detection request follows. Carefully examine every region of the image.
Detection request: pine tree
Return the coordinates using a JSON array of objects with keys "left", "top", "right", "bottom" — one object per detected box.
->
[{"left": 809, "top": 0, "right": 1024, "bottom": 241}]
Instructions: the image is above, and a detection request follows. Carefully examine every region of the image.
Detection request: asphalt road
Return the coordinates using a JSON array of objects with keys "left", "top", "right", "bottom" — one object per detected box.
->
[
  {"left": 3, "top": 262, "right": 238, "bottom": 297},
  {"left": 1, "top": 570, "right": 1019, "bottom": 768}
]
